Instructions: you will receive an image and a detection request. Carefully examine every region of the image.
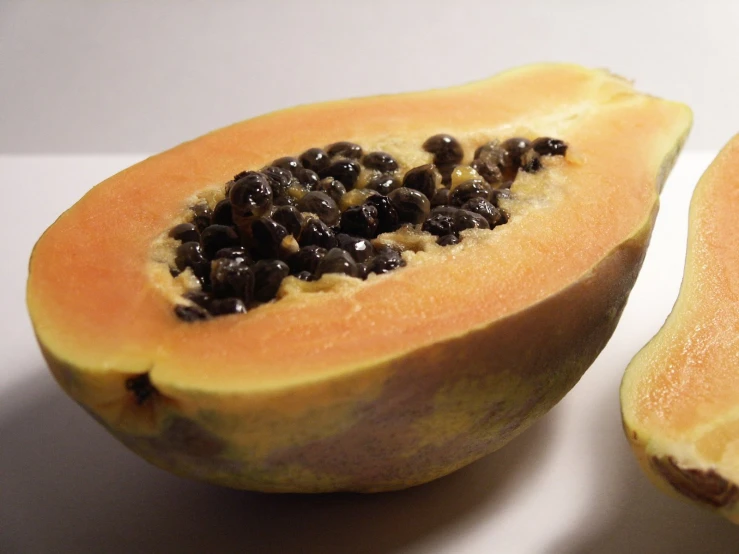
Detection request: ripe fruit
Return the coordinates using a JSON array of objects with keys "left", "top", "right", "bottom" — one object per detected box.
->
[{"left": 27, "top": 64, "right": 691, "bottom": 492}]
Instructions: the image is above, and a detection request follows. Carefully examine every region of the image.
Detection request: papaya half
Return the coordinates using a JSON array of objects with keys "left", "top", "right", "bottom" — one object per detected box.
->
[
  {"left": 27, "top": 64, "right": 691, "bottom": 493},
  {"left": 621, "top": 135, "right": 739, "bottom": 522}
]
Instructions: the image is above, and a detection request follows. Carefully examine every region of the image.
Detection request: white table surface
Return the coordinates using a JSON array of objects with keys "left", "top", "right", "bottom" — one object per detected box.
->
[
  {"left": 3, "top": 0, "right": 739, "bottom": 153},
  {"left": 3, "top": 152, "right": 739, "bottom": 553}
]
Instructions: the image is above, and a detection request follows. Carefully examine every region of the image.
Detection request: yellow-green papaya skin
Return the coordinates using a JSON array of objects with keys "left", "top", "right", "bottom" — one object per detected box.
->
[
  {"left": 30, "top": 64, "right": 691, "bottom": 492},
  {"left": 44, "top": 217, "right": 651, "bottom": 492}
]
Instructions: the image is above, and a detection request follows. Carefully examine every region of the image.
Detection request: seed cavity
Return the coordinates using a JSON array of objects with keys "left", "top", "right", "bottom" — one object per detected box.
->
[
  {"left": 167, "top": 133, "right": 567, "bottom": 320},
  {"left": 362, "top": 151, "right": 399, "bottom": 172},
  {"left": 423, "top": 134, "right": 464, "bottom": 166},
  {"left": 326, "top": 141, "right": 363, "bottom": 160}
]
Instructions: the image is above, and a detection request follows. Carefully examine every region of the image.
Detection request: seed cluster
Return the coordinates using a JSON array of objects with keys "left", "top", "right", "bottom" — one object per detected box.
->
[{"left": 169, "top": 134, "right": 567, "bottom": 320}]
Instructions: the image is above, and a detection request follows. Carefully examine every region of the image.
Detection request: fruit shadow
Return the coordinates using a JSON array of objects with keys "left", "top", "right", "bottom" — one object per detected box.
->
[
  {"left": 547, "top": 374, "right": 739, "bottom": 554},
  {"left": 1, "top": 370, "right": 556, "bottom": 554}
]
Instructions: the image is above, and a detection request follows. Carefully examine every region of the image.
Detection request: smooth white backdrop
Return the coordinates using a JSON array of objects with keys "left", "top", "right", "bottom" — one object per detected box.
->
[{"left": 1, "top": 0, "right": 738, "bottom": 153}]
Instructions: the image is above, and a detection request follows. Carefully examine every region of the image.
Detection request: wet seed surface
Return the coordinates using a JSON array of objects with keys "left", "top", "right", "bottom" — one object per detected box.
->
[{"left": 168, "top": 134, "right": 567, "bottom": 320}]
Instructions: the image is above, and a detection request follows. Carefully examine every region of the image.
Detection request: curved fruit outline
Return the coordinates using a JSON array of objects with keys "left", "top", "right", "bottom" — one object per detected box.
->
[
  {"left": 28, "top": 64, "right": 691, "bottom": 492},
  {"left": 622, "top": 135, "right": 739, "bottom": 522}
]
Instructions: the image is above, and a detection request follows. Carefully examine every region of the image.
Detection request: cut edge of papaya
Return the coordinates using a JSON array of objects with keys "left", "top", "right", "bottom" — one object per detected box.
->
[
  {"left": 28, "top": 63, "right": 692, "bottom": 492},
  {"left": 28, "top": 64, "right": 691, "bottom": 393},
  {"left": 622, "top": 134, "right": 739, "bottom": 521}
]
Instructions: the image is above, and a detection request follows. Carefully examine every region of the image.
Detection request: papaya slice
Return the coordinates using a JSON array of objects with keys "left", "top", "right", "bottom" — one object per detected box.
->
[
  {"left": 621, "top": 135, "right": 739, "bottom": 521},
  {"left": 27, "top": 64, "right": 691, "bottom": 492}
]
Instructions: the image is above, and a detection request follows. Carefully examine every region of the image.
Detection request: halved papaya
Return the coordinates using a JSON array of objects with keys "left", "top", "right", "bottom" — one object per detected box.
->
[
  {"left": 621, "top": 135, "right": 739, "bottom": 521},
  {"left": 28, "top": 64, "right": 691, "bottom": 492}
]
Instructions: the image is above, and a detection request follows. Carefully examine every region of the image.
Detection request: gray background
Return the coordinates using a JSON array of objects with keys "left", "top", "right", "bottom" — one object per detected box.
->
[{"left": 2, "top": 0, "right": 738, "bottom": 154}]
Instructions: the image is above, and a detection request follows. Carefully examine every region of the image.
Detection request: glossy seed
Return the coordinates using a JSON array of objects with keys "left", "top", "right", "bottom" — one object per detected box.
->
[
  {"left": 474, "top": 141, "right": 505, "bottom": 161},
  {"left": 388, "top": 187, "right": 431, "bottom": 225},
  {"left": 288, "top": 245, "right": 327, "bottom": 275},
  {"left": 453, "top": 209, "right": 490, "bottom": 233},
  {"left": 273, "top": 195, "right": 297, "bottom": 207},
  {"left": 183, "top": 290, "right": 213, "bottom": 308},
  {"left": 169, "top": 223, "right": 199, "bottom": 243},
  {"left": 252, "top": 259, "right": 290, "bottom": 303},
  {"left": 316, "top": 177, "right": 347, "bottom": 204},
  {"left": 430, "top": 205, "right": 460, "bottom": 218},
  {"left": 422, "top": 213, "right": 455, "bottom": 237},
  {"left": 339, "top": 204, "right": 379, "bottom": 238},
  {"left": 475, "top": 141, "right": 516, "bottom": 182},
  {"left": 212, "top": 199, "right": 235, "bottom": 226},
  {"left": 229, "top": 172, "right": 273, "bottom": 219},
  {"left": 326, "top": 141, "right": 363, "bottom": 159},
  {"left": 521, "top": 149, "right": 542, "bottom": 173},
  {"left": 200, "top": 224, "right": 240, "bottom": 259},
  {"left": 210, "top": 258, "right": 254, "bottom": 302},
  {"left": 336, "top": 233, "right": 375, "bottom": 262},
  {"left": 366, "top": 173, "right": 402, "bottom": 195},
  {"left": 191, "top": 203, "right": 213, "bottom": 232},
  {"left": 250, "top": 217, "right": 289, "bottom": 259},
  {"left": 356, "top": 262, "right": 369, "bottom": 280},
  {"left": 272, "top": 156, "right": 302, "bottom": 174},
  {"left": 298, "top": 218, "right": 338, "bottom": 249},
  {"left": 531, "top": 137, "right": 567, "bottom": 157},
  {"left": 403, "top": 164, "right": 441, "bottom": 199},
  {"left": 461, "top": 197, "right": 505, "bottom": 227},
  {"left": 369, "top": 246, "right": 405, "bottom": 274},
  {"left": 438, "top": 164, "right": 456, "bottom": 186},
  {"left": 362, "top": 151, "right": 399, "bottom": 172},
  {"left": 174, "top": 304, "right": 210, "bottom": 322},
  {"left": 365, "top": 195, "right": 399, "bottom": 234},
  {"left": 315, "top": 248, "right": 359, "bottom": 278},
  {"left": 297, "top": 191, "right": 340, "bottom": 225},
  {"left": 489, "top": 188, "right": 512, "bottom": 207},
  {"left": 272, "top": 205, "right": 304, "bottom": 237},
  {"left": 293, "top": 167, "right": 321, "bottom": 189},
  {"left": 423, "top": 134, "right": 464, "bottom": 165},
  {"left": 296, "top": 271, "right": 315, "bottom": 281},
  {"left": 469, "top": 158, "right": 504, "bottom": 185},
  {"left": 450, "top": 180, "right": 492, "bottom": 207},
  {"left": 299, "top": 148, "right": 331, "bottom": 173},
  {"left": 213, "top": 246, "right": 251, "bottom": 264},
  {"left": 319, "top": 159, "right": 361, "bottom": 190},
  {"left": 501, "top": 137, "right": 531, "bottom": 168},
  {"left": 437, "top": 234, "right": 460, "bottom": 246},
  {"left": 430, "top": 188, "right": 451, "bottom": 207},
  {"left": 209, "top": 297, "right": 247, "bottom": 315},
  {"left": 175, "top": 241, "right": 210, "bottom": 279},
  {"left": 262, "top": 165, "right": 293, "bottom": 196}
]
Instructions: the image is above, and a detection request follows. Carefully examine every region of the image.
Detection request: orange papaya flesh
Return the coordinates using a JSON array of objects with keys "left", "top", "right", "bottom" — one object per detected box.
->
[
  {"left": 28, "top": 63, "right": 691, "bottom": 492},
  {"left": 622, "top": 135, "right": 739, "bottom": 521}
]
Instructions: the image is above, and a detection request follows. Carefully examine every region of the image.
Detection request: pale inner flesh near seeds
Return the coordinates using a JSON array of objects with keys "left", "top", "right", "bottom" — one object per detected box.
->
[{"left": 149, "top": 132, "right": 568, "bottom": 321}]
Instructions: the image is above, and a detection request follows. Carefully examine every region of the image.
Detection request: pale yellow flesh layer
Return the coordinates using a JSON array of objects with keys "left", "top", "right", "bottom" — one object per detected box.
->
[
  {"left": 28, "top": 64, "right": 690, "bottom": 393},
  {"left": 622, "top": 135, "right": 739, "bottom": 520}
]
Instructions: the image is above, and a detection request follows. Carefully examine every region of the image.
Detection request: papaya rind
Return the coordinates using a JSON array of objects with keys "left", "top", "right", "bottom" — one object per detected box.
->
[{"left": 30, "top": 64, "right": 692, "bottom": 492}]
